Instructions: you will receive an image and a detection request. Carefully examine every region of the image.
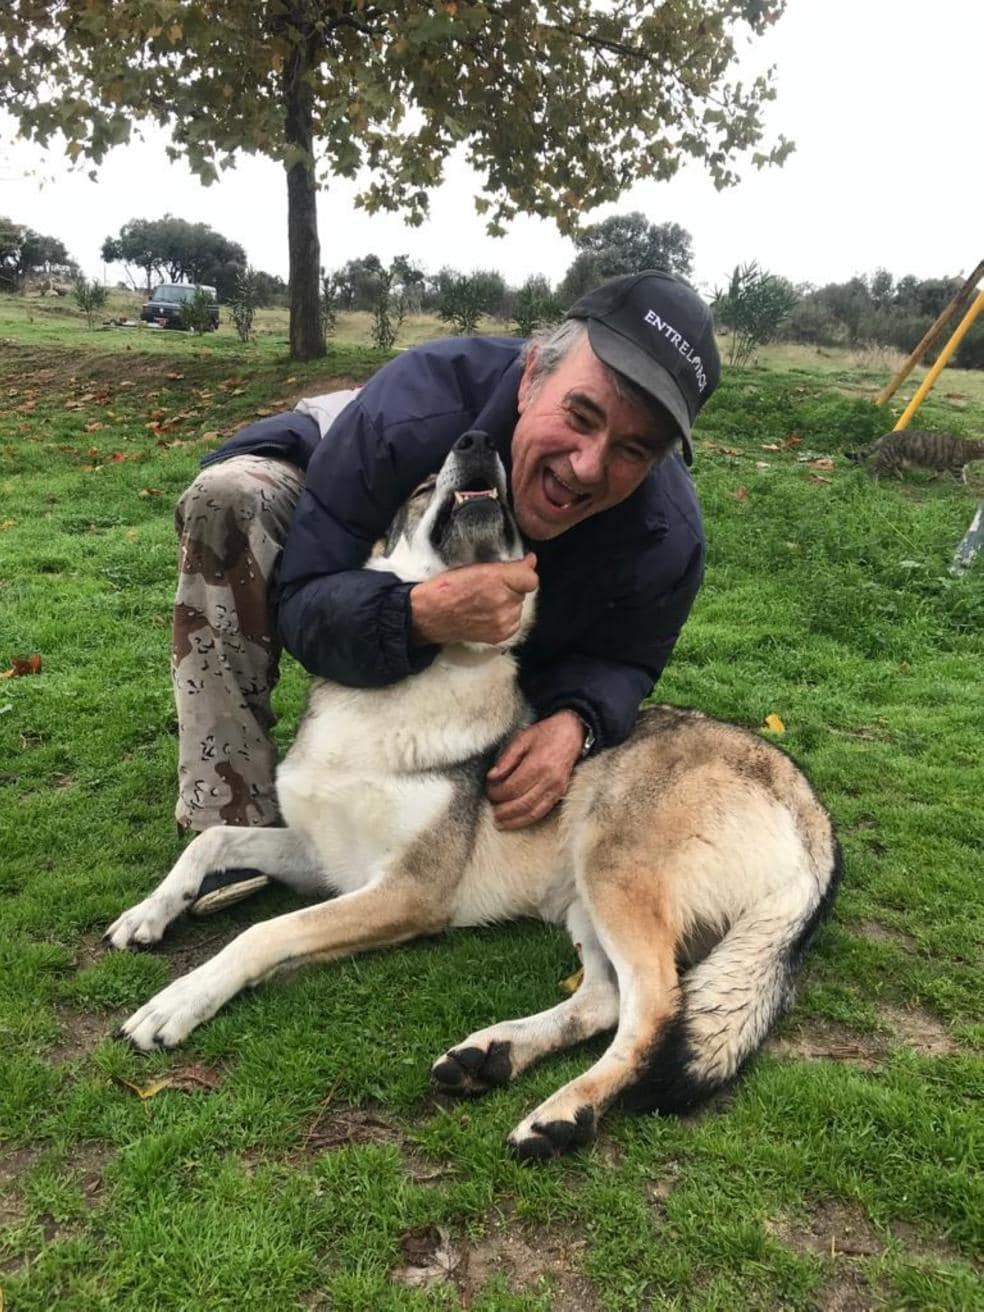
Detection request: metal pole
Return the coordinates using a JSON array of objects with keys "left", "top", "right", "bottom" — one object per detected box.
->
[
  {"left": 893, "top": 290, "right": 984, "bottom": 431},
  {"left": 875, "top": 260, "right": 984, "bottom": 407}
]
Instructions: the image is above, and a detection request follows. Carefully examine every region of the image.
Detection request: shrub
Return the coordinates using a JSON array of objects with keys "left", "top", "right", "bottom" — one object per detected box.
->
[
  {"left": 511, "top": 276, "right": 559, "bottom": 337},
  {"left": 72, "top": 276, "right": 108, "bottom": 329},
  {"left": 179, "top": 286, "right": 216, "bottom": 334},
  {"left": 368, "top": 266, "right": 406, "bottom": 351},
  {"left": 230, "top": 266, "right": 262, "bottom": 343},
  {"left": 435, "top": 272, "right": 491, "bottom": 335},
  {"left": 714, "top": 262, "right": 798, "bottom": 367},
  {"left": 320, "top": 272, "right": 339, "bottom": 341}
]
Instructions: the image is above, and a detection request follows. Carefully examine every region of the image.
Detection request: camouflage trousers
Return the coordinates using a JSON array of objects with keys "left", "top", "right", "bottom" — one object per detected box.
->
[{"left": 172, "top": 455, "right": 305, "bottom": 832}]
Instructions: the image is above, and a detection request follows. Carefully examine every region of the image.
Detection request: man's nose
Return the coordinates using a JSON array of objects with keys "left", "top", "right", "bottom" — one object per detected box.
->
[{"left": 568, "top": 435, "right": 607, "bottom": 485}]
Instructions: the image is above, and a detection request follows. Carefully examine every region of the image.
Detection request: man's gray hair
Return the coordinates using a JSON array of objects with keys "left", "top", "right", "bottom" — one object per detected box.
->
[{"left": 520, "top": 320, "right": 680, "bottom": 458}]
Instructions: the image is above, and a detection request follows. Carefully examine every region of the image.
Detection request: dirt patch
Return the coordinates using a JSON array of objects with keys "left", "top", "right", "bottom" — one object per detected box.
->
[
  {"left": 47, "top": 1007, "right": 117, "bottom": 1064},
  {"left": 768, "top": 1197, "right": 970, "bottom": 1269},
  {"left": 768, "top": 1020, "right": 884, "bottom": 1070},
  {"left": 854, "top": 921, "right": 918, "bottom": 953},
  {"left": 878, "top": 1005, "right": 961, "bottom": 1058},
  {"left": 390, "top": 1215, "right": 600, "bottom": 1310},
  {"left": 0, "top": 1146, "right": 40, "bottom": 1228}
]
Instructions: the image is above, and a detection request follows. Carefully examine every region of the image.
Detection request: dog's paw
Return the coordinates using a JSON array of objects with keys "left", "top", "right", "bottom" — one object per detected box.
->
[
  {"left": 506, "top": 1104, "right": 596, "bottom": 1163},
  {"left": 117, "top": 971, "right": 219, "bottom": 1050},
  {"left": 103, "top": 899, "right": 172, "bottom": 950},
  {"left": 431, "top": 1040, "right": 513, "bottom": 1097}
]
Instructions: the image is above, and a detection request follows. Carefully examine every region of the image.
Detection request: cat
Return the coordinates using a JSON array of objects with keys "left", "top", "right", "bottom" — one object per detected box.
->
[{"left": 847, "top": 430, "right": 984, "bottom": 482}]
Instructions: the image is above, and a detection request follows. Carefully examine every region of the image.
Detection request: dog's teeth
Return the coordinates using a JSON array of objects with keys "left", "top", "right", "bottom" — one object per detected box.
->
[
  {"left": 454, "top": 491, "right": 465, "bottom": 506},
  {"left": 453, "top": 488, "right": 498, "bottom": 505}
]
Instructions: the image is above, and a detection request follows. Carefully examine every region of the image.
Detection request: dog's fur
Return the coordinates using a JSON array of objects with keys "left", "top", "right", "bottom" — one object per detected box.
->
[{"left": 107, "top": 432, "right": 840, "bottom": 1160}]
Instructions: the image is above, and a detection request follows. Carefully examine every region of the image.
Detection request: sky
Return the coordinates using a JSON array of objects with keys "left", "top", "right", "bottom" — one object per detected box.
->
[{"left": 1, "top": 0, "right": 980, "bottom": 299}]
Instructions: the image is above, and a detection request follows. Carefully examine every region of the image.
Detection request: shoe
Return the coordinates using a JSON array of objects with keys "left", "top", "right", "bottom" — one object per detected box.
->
[{"left": 188, "top": 868, "right": 271, "bottom": 917}]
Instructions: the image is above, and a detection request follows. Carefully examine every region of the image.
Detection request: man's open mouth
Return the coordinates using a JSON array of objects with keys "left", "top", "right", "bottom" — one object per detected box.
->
[{"left": 543, "top": 468, "right": 590, "bottom": 512}]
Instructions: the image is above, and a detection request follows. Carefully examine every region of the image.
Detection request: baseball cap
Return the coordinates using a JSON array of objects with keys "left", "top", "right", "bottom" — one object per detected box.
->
[{"left": 566, "top": 270, "right": 720, "bottom": 465}]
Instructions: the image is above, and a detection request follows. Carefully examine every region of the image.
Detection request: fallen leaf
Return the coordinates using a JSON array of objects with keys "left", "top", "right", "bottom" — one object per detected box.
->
[
  {"left": 119, "top": 380, "right": 135, "bottom": 388},
  {"left": 254, "top": 407, "right": 275, "bottom": 417},
  {"left": 125, "top": 529, "right": 139, "bottom": 542},
  {"left": 808, "top": 457, "right": 835, "bottom": 470},
  {"left": 559, "top": 966, "right": 584, "bottom": 995},
  {"left": 755, "top": 461, "right": 771, "bottom": 469},
  {"left": 166, "top": 371, "right": 185, "bottom": 380},
  {"left": 392, "top": 1226, "right": 460, "bottom": 1289},
  {"left": 138, "top": 488, "right": 164, "bottom": 498},
  {"left": 201, "top": 430, "right": 220, "bottom": 441},
  {"left": 943, "top": 392, "right": 964, "bottom": 400},
  {"left": 84, "top": 420, "right": 104, "bottom": 432},
  {"left": 113, "top": 1065, "right": 222, "bottom": 1101},
  {"left": 761, "top": 442, "right": 781, "bottom": 451},
  {"left": 732, "top": 486, "right": 749, "bottom": 501},
  {"left": 762, "top": 713, "right": 785, "bottom": 734},
  {"left": 781, "top": 432, "right": 803, "bottom": 448},
  {"left": 0, "top": 519, "right": 15, "bottom": 530},
  {"left": 108, "top": 451, "right": 133, "bottom": 463},
  {"left": 807, "top": 474, "right": 832, "bottom": 485},
  {"left": 0, "top": 654, "right": 42, "bottom": 679}
]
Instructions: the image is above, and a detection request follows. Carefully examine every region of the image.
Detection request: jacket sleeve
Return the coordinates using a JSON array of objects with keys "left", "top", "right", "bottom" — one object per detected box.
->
[
  {"left": 272, "top": 400, "right": 443, "bottom": 685},
  {"left": 519, "top": 540, "right": 704, "bottom": 751}
]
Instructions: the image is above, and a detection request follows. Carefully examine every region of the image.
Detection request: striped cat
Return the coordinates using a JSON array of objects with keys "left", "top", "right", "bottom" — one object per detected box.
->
[{"left": 847, "top": 430, "right": 984, "bottom": 482}]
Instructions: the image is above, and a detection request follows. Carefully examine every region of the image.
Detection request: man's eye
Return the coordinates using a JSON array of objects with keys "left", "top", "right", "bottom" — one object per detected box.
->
[
  {"left": 621, "top": 444, "right": 653, "bottom": 463},
  {"left": 566, "top": 406, "right": 592, "bottom": 431}
]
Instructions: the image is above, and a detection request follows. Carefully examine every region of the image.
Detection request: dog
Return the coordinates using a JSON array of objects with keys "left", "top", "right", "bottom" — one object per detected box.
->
[{"left": 106, "top": 431, "right": 841, "bottom": 1160}]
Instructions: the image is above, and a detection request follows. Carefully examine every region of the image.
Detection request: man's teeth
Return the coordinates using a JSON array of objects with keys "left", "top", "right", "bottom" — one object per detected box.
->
[{"left": 453, "top": 488, "right": 498, "bottom": 505}]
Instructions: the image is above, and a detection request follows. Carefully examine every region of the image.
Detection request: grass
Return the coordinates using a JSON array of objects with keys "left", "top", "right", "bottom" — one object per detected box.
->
[{"left": 1, "top": 290, "right": 982, "bottom": 1309}]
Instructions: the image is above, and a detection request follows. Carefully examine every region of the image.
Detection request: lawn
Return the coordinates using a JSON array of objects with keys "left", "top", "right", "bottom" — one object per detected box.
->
[{"left": 1, "top": 292, "right": 982, "bottom": 1310}]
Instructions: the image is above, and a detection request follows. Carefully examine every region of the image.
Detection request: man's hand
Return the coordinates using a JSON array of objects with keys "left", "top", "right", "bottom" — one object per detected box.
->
[
  {"left": 410, "top": 554, "right": 538, "bottom": 647},
  {"left": 486, "top": 710, "right": 586, "bottom": 830}
]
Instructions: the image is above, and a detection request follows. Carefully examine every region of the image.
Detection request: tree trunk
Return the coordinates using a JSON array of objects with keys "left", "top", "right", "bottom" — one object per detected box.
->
[{"left": 284, "top": 20, "right": 325, "bottom": 362}]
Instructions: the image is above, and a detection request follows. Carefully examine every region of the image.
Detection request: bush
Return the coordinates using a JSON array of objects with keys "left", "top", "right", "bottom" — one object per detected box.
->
[
  {"left": 510, "top": 276, "right": 559, "bottom": 337},
  {"left": 368, "top": 266, "right": 406, "bottom": 351},
  {"left": 179, "top": 286, "right": 216, "bottom": 334},
  {"left": 435, "top": 272, "right": 491, "bottom": 335},
  {"left": 229, "top": 266, "right": 261, "bottom": 344},
  {"left": 72, "top": 276, "right": 108, "bottom": 329},
  {"left": 714, "top": 262, "right": 798, "bottom": 367},
  {"left": 320, "top": 272, "right": 339, "bottom": 341},
  {"left": 955, "top": 322, "right": 984, "bottom": 371}
]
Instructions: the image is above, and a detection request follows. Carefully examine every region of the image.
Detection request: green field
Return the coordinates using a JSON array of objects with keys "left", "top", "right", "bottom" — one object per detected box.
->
[{"left": 1, "top": 291, "right": 982, "bottom": 1310}]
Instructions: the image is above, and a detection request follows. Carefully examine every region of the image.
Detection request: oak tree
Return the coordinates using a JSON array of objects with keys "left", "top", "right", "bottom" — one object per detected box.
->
[{"left": 1, "top": 1, "right": 792, "bottom": 359}]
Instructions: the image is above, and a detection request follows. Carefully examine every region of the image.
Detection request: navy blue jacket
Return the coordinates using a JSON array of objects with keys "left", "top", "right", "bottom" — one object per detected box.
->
[{"left": 202, "top": 336, "right": 705, "bottom": 753}]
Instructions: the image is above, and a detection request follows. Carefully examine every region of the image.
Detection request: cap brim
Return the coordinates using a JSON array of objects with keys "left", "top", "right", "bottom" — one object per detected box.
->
[{"left": 585, "top": 320, "right": 694, "bottom": 465}]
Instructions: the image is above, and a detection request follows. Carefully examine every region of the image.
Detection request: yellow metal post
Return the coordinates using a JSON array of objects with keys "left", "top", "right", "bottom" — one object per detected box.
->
[{"left": 894, "top": 290, "right": 984, "bottom": 431}]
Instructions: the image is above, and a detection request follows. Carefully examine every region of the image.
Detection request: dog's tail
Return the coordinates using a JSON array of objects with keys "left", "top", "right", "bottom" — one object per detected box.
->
[{"left": 623, "top": 840, "right": 842, "bottom": 1115}]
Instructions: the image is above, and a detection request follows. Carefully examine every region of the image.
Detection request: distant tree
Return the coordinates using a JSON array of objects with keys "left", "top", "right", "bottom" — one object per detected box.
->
[
  {"left": 560, "top": 213, "right": 694, "bottom": 303},
  {"left": 101, "top": 216, "right": 246, "bottom": 298},
  {"left": 511, "top": 275, "right": 560, "bottom": 337},
  {"left": 73, "top": 275, "right": 108, "bottom": 329},
  {"left": 252, "top": 270, "right": 288, "bottom": 306},
  {"left": 3, "top": 2, "right": 792, "bottom": 360},
  {"left": 391, "top": 254, "right": 427, "bottom": 313},
  {"left": 0, "top": 217, "right": 76, "bottom": 291},
  {"left": 320, "top": 271, "right": 340, "bottom": 340},
  {"left": 714, "top": 262, "right": 798, "bottom": 367},
  {"left": 434, "top": 269, "right": 501, "bottom": 335},
  {"left": 332, "top": 255, "right": 385, "bottom": 311}
]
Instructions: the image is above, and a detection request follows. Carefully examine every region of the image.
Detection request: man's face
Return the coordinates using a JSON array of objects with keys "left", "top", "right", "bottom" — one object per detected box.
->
[{"left": 510, "top": 335, "right": 673, "bottom": 541}]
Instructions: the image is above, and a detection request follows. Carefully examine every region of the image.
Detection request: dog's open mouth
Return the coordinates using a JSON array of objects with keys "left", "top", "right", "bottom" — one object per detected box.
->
[{"left": 453, "top": 486, "right": 499, "bottom": 507}]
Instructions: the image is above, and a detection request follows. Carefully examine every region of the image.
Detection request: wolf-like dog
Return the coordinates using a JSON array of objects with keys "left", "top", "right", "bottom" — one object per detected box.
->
[{"left": 107, "top": 431, "right": 840, "bottom": 1160}]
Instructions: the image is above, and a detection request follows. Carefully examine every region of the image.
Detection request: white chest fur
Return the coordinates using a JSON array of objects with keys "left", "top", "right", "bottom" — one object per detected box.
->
[{"left": 275, "top": 647, "right": 528, "bottom": 895}]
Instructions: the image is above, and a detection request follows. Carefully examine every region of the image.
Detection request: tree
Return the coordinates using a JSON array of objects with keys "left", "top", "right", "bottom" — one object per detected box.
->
[
  {"left": 0, "top": 217, "right": 75, "bottom": 291},
  {"left": 511, "top": 275, "right": 560, "bottom": 337},
  {"left": 2, "top": 2, "right": 792, "bottom": 361},
  {"left": 101, "top": 216, "right": 246, "bottom": 298},
  {"left": 230, "top": 266, "right": 263, "bottom": 343}
]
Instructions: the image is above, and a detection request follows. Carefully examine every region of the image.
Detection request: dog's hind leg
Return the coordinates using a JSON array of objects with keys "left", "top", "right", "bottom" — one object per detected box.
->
[
  {"left": 104, "top": 827, "right": 323, "bottom": 949},
  {"left": 118, "top": 875, "right": 449, "bottom": 1051},
  {"left": 431, "top": 902, "right": 619, "bottom": 1096},
  {"left": 506, "top": 869, "right": 681, "bottom": 1161}
]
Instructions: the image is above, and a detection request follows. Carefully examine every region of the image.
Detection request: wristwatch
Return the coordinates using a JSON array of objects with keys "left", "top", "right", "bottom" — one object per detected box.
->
[{"left": 575, "top": 714, "right": 596, "bottom": 759}]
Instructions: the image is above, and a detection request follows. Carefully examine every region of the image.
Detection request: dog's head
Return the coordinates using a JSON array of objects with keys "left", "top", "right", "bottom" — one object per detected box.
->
[{"left": 373, "top": 431, "right": 524, "bottom": 578}]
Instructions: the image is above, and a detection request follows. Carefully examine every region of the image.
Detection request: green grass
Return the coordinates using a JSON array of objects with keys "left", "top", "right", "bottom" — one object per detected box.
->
[{"left": 1, "top": 293, "right": 982, "bottom": 1309}]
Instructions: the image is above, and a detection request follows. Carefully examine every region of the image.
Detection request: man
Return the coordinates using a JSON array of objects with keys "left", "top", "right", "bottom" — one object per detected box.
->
[{"left": 172, "top": 270, "right": 720, "bottom": 912}]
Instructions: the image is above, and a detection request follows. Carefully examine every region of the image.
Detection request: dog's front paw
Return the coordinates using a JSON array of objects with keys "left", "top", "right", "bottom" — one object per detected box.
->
[
  {"left": 507, "top": 1104, "right": 596, "bottom": 1163},
  {"left": 104, "top": 898, "right": 173, "bottom": 950},
  {"left": 431, "top": 1040, "right": 513, "bottom": 1097},
  {"left": 117, "top": 970, "right": 220, "bottom": 1050}
]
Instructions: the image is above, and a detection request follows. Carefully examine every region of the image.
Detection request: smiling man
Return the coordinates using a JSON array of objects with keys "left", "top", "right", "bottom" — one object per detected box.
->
[{"left": 171, "top": 270, "right": 720, "bottom": 912}]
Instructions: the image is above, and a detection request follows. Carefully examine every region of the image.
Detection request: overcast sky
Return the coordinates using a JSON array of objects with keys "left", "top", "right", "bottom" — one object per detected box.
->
[{"left": 1, "top": 0, "right": 979, "bottom": 297}]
